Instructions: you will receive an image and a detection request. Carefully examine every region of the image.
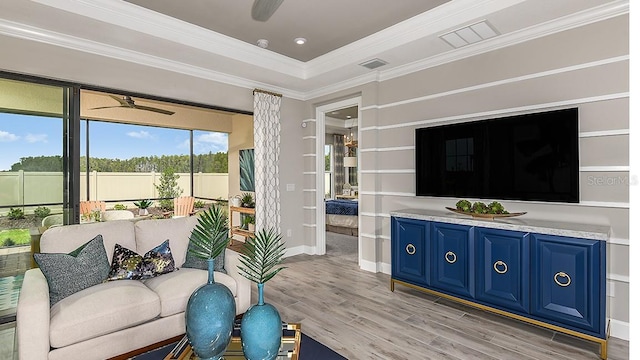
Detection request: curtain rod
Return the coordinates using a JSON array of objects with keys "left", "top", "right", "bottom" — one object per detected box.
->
[{"left": 253, "top": 88, "right": 282, "bottom": 97}]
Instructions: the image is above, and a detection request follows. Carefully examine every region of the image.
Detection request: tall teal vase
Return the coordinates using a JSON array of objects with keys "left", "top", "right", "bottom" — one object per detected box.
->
[
  {"left": 241, "top": 283, "right": 282, "bottom": 360},
  {"left": 185, "top": 258, "right": 236, "bottom": 360}
]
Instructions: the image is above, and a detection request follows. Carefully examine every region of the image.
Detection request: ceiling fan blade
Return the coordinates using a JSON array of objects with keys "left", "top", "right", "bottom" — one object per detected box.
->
[
  {"left": 133, "top": 105, "right": 175, "bottom": 116},
  {"left": 108, "top": 95, "right": 132, "bottom": 107},
  {"left": 251, "top": 0, "right": 283, "bottom": 21},
  {"left": 88, "top": 105, "right": 124, "bottom": 110}
]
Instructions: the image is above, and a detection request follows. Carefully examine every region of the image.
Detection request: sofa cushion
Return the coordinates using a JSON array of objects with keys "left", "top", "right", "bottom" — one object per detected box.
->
[
  {"left": 49, "top": 280, "right": 160, "bottom": 348},
  {"left": 143, "top": 268, "right": 238, "bottom": 317},
  {"left": 33, "top": 235, "right": 110, "bottom": 306},
  {"left": 135, "top": 216, "right": 199, "bottom": 266},
  {"left": 106, "top": 240, "right": 176, "bottom": 281},
  {"left": 40, "top": 221, "right": 136, "bottom": 264}
]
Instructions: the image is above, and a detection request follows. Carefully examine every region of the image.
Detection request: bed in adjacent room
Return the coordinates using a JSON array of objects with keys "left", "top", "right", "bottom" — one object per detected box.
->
[{"left": 325, "top": 199, "right": 358, "bottom": 236}]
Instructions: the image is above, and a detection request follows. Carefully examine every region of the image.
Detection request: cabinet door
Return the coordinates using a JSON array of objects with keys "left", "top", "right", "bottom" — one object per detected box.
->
[
  {"left": 431, "top": 222, "right": 474, "bottom": 298},
  {"left": 475, "top": 228, "right": 529, "bottom": 313},
  {"left": 531, "top": 234, "right": 604, "bottom": 336},
  {"left": 391, "top": 217, "right": 430, "bottom": 286}
]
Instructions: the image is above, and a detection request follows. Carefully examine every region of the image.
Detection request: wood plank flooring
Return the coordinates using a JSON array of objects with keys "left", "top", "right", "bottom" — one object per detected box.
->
[{"left": 262, "top": 232, "right": 629, "bottom": 360}]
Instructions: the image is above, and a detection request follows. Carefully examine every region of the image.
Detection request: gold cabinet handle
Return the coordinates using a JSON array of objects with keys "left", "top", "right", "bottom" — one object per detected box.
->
[
  {"left": 554, "top": 272, "right": 571, "bottom": 287},
  {"left": 445, "top": 251, "right": 457, "bottom": 264},
  {"left": 493, "top": 260, "right": 508, "bottom": 274},
  {"left": 405, "top": 244, "right": 416, "bottom": 255}
]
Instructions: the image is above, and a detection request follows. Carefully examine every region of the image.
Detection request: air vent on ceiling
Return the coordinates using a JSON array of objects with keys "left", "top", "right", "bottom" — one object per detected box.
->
[
  {"left": 440, "top": 20, "right": 499, "bottom": 49},
  {"left": 359, "top": 58, "right": 389, "bottom": 70}
]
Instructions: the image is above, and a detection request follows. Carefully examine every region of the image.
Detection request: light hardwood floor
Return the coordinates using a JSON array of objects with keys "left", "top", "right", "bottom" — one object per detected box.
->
[{"left": 263, "top": 232, "right": 629, "bottom": 360}]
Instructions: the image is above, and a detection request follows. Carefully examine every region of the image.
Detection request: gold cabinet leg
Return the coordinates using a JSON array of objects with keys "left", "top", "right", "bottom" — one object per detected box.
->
[
  {"left": 390, "top": 279, "right": 395, "bottom": 292},
  {"left": 600, "top": 339, "right": 607, "bottom": 359}
]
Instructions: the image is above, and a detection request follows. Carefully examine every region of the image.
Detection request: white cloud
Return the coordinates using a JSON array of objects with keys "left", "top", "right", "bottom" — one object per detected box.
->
[
  {"left": 194, "top": 132, "right": 228, "bottom": 154},
  {"left": 25, "top": 133, "right": 48, "bottom": 143},
  {"left": 0, "top": 130, "right": 19, "bottom": 142},
  {"left": 127, "top": 130, "right": 153, "bottom": 139}
]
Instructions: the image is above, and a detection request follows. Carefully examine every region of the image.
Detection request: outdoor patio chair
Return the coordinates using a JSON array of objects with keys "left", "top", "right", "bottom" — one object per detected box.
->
[
  {"left": 163, "top": 196, "right": 196, "bottom": 218},
  {"left": 41, "top": 214, "right": 63, "bottom": 228},
  {"left": 80, "top": 201, "right": 106, "bottom": 215}
]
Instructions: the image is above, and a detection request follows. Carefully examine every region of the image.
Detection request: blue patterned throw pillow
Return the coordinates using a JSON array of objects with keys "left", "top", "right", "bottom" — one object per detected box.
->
[
  {"left": 34, "top": 235, "right": 111, "bottom": 306},
  {"left": 106, "top": 240, "right": 176, "bottom": 281}
]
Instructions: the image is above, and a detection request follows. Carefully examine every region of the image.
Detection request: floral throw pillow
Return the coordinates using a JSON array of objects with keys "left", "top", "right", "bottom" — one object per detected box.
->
[{"left": 106, "top": 240, "right": 176, "bottom": 281}]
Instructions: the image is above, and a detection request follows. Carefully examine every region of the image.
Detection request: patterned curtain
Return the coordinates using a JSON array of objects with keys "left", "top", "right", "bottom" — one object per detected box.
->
[
  {"left": 333, "top": 134, "right": 345, "bottom": 197},
  {"left": 253, "top": 90, "right": 282, "bottom": 233}
]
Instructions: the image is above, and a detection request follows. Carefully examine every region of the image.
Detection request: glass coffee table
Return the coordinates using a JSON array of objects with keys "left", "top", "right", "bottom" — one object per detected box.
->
[{"left": 164, "top": 322, "right": 301, "bottom": 360}]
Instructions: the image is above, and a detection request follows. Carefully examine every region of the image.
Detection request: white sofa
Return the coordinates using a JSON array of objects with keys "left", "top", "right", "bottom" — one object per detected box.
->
[{"left": 17, "top": 216, "right": 252, "bottom": 360}]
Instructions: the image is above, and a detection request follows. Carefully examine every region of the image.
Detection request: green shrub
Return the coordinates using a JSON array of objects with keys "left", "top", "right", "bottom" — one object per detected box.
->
[
  {"left": 34, "top": 206, "right": 51, "bottom": 218},
  {"left": 7, "top": 207, "right": 25, "bottom": 220},
  {"left": 2, "top": 238, "right": 16, "bottom": 247},
  {"left": 194, "top": 200, "right": 206, "bottom": 209},
  {"left": 113, "top": 204, "right": 127, "bottom": 210},
  {"left": 155, "top": 168, "right": 183, "bottom": 210}
]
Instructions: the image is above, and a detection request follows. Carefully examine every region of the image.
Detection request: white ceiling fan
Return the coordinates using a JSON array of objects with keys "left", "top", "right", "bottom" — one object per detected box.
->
[
  {"left": 89, "top": 95, "right": 175, "bottom": 115},
  {"left": 251, "top": 0, "right": 284, "bottom": 22}
]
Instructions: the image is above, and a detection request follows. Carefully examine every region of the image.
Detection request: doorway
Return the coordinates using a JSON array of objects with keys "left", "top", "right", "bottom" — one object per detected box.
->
[{"left": 314, "top": 97, "right": 361, "bottom": 266}]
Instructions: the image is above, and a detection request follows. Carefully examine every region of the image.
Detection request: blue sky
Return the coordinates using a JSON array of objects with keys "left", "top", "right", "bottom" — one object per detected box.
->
[{"left": 0, "top": 113, "right": 228, "bottom": 170}]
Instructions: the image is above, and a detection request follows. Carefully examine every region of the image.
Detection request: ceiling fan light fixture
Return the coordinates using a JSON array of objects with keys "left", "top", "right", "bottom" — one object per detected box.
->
[{"left": 294, "top": 37, "right": 306, "bottom": 45}]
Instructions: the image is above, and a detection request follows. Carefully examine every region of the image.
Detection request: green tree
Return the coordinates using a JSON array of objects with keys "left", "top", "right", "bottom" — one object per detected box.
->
[{"left": 155, "top": 168, "right": 183, "bottom": 210}]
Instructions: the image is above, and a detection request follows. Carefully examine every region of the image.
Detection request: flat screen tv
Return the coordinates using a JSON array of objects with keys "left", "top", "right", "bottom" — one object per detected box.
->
[{"left": 415, "top": 108, "right": 579, "bottom": 203}]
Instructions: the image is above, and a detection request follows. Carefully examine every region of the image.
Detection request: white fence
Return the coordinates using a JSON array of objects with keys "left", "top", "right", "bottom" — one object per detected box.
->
[{"left": 0, "top": 171, "right": 229, "bottom": 214}]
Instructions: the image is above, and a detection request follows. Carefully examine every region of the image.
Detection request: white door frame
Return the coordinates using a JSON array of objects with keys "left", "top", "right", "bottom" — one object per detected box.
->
[{"left": 314, "top": 96, "right": 362, "bottom": 265}]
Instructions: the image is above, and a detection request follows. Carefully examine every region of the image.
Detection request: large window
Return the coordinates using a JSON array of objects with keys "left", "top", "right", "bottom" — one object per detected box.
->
[
  {"left": 0, "top": 76, "right": 73, "bottom": 321},
  {"left": 79, "top": 121, "right": 229, "bottom": 209}
]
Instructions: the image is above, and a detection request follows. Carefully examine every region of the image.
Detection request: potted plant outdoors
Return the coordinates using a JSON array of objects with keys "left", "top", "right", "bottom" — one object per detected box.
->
[
  {"left": 133, "top": 199, "right": 153, "bottom": 216},
  {"left": 184, "top": 205, "right": 236, "bottom": 360},
  {"left": 240, "top": 192, "right": 255, "bottom": 208},
  {"left": 237, "top": 228, "right": 287, "bottom": 360}
]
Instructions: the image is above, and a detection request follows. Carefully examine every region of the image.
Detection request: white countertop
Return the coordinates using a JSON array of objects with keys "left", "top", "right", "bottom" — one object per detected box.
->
[{"left": 390, "top": 208, "right": 610, "bottom": 241}]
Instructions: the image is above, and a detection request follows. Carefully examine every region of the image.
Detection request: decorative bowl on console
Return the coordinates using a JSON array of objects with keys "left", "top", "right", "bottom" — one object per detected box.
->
[{"left": 447, "top": 200, "right": 526, "bottom": 220}]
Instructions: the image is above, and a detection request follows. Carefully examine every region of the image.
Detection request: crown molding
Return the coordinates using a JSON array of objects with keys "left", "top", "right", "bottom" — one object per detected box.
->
[
  {"left": 1, "top": 0, "right": 629, "bottom": 101},
  {"left": 305, "top": 0, "right": 526, "bottom": 78},
  {"left": 377, "top": 0, "right": 629, "bottom": 82},
  {"left": 30, "top": 0, "right": 306, "bottom": 78}
]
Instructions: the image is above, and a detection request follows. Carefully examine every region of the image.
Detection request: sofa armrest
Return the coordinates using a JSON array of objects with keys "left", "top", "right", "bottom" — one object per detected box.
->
[
  {"left": 224, "top": 248, "right": 252, "bottom": 313},
  {"left": 17, "top": 268, "right": 51, "bottom": 360}
]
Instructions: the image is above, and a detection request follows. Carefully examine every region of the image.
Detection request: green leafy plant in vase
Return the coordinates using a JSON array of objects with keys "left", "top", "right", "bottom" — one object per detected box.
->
[
  {"left": 184, "top": 205, "right": 236, "bottom": 360},
  {"left": 133, "top": 199, "right": 153, "bottom": 216},
  {"left": 237, "top": 228, "right": 287, "bottom": 360}
]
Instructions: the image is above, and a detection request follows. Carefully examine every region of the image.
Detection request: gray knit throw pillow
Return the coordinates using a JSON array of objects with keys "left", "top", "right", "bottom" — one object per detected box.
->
[{"left": 34, "top": 235, "right": 110, "bottom": 306}]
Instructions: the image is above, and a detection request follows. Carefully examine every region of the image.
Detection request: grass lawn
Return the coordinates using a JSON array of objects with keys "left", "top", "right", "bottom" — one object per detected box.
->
[{"left": 0, "top": 228, "right": 30, "bottom": 247}]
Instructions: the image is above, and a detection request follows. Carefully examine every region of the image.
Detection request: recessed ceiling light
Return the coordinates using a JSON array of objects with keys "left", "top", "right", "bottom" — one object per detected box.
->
[
  {"left": 346, "top": 115, "right": 352, "bottom": 119},
  {"left": 294, "top": 37, "right": 306, "bottom": 45},
  {"left": 257, "top": 39, "right": 269, "bottom": 48}
]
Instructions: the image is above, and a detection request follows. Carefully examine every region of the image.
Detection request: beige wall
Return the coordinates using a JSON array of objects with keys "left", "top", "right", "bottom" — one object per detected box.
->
[{"left": 306, "top": 14, "right": 630, "bottom": 332}]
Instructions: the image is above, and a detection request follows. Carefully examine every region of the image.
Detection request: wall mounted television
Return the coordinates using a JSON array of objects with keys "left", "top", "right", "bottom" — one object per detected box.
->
[{"left": 415, "top": 108, "right": 579, "bottom": 203}]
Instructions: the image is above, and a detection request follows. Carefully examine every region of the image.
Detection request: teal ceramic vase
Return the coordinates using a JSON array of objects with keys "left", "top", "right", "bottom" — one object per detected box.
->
[
  {"left": 241, "top": 283, "right": 282, "bottom": 360},
  {"left": 185, "top": 258, "right": 236, "bottom": 360}
]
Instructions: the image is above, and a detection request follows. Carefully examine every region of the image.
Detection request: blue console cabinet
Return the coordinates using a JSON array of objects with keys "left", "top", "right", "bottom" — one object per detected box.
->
[
  {"left": 431, "top": 222, "right": 474, "bottom": 298},
  {"left": 531, "top": 234, "right": 605, "bottom": 336},
  {"left": 391, "top": 217, "right": 430, "bottom": 287},
  {"left": 475, "top": 227, "right": 530, "bottom": 314},
  {"left": 390, "top": 215, "right": 608, "bottom": 359}
]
